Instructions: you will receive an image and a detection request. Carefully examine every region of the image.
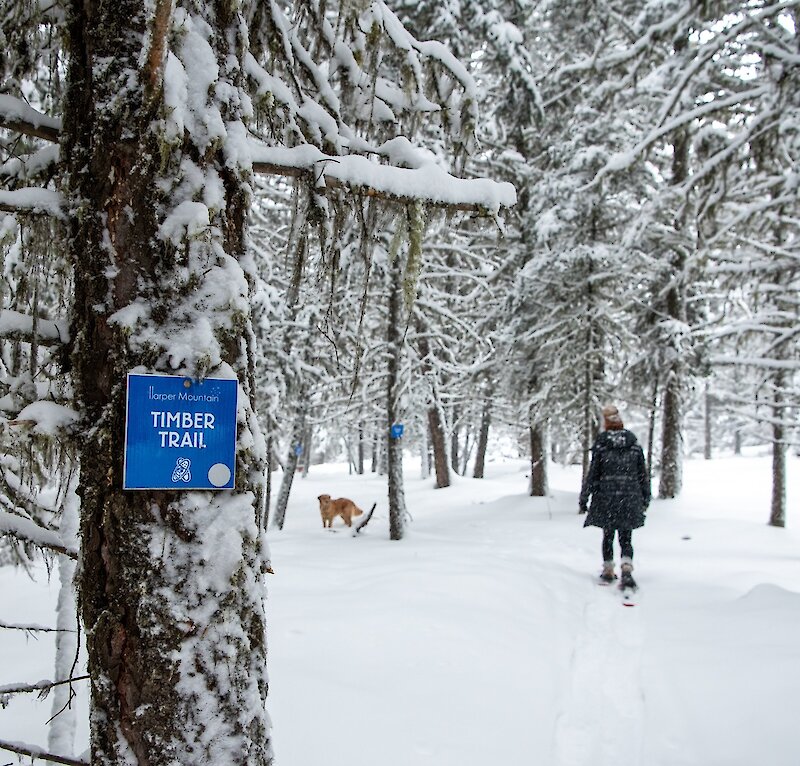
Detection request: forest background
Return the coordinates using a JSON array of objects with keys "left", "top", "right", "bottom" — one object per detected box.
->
[{"left": 0, "top": 1, "right": 797, "bottom": 764}]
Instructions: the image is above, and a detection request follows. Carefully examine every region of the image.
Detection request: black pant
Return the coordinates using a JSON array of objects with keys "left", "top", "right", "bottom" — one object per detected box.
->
[{"left": 602, "top": 528, "right": 633, "bottom": 562}]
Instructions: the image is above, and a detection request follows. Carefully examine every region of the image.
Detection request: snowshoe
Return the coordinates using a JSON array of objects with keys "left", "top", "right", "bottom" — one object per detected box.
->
[
  {"left": 598, "top": 563, "right": 617, "bottom": 585},
  {"left": 619, "top": 568, "right": 637, "bottom": 591}
]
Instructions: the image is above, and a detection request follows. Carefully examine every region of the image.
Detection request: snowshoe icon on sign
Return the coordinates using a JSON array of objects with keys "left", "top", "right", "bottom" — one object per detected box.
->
[{"left": 171, "top": 457, "right": 192, "bottom": 483}]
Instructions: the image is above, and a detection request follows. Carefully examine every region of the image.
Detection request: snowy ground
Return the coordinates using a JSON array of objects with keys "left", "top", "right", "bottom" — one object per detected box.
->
[{"left": 1, "top": 453, "right": 799, "bottom": 765}]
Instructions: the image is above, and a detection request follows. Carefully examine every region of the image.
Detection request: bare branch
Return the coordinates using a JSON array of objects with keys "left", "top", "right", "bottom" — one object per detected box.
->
[
  {"left": 0, "top": 740, "right": 87, "bottom": 766},
  {"left": 0, "top": 675, "right": 89, "bottom": 696},
  {"left": 143, "top": 0, "right": 174, "bottom": 97},
  {"left": 0, "top": 621, "right": 73, "bottom": 633}
]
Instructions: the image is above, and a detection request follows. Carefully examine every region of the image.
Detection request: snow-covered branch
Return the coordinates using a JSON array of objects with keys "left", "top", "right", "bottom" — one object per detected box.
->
[
  {"left": 0, "top": 309, "right": 68, "bottom": 347},
  {"left": 0, "top": 188, "right": 64, "bottom": 217},
  {"left": 1, "top": 92, "right": 513, "bottom": 213},
  {"left": 0, "top": 94, "right": 61, "bottom": 142},
  {"left": 250, "top": 143, "right": 515, "bottom": 213},
  {"left": 0, "top": 510, "right": 78, "bottom": 560},
  {"left": 591, "top": 84, "right": 770, "bottom": 184},
  {"left": 9, "top": 402, "right": 80, "bottom": 437},
  {"left": 0, "top": 144, "right": 60, "bottom": 182},
  {"left": 712, "top": 355, "right": 800, "bottom": 371}
]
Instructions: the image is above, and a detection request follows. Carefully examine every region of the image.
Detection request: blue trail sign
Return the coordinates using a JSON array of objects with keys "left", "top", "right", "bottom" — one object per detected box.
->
[{"left": 123, "top": 373, "right": 238, "bottom": 490}]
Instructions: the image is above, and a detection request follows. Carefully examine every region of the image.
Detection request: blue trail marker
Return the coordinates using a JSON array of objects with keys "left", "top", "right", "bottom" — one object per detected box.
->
[{"left": 123, "top": 373, "right": 238, "bottom": 490}]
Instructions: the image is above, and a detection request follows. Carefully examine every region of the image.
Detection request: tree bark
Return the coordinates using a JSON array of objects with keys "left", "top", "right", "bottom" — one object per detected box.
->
[
  {"left": 646, "top": 378, "right": 658, "bottom": 478},
  {"left": 301, "top": 424, "right": 312, "bottom": 477},
  {"left": 357, "top": 420, "right": 365, "bottom": 474},
  {"left": 419, "top": 416, "right": 430, "bottom": 480},
  {"left": 272, "top": 410, "right": 306, "bottom": 530},
  {"left": 387, "top": 249, "right": 407, "bottom": 540},
  {"left": 658, "top": 369, "right": 683, "bottom": 498},
  {"left": 64, "top": 3, "right": 271, "bottom": 762},
  {"left": 460, "top": 426, "right": 473, "bottom": 476},
  {"left": 473, "top": 397, "right": 491, "bottom": 479},
  {"left": 450, "top": 406, "right": 460, "bottom": 475},
  {"left": 529, "top": 421, "right": 548, "bottom": 497},
  {"left": 704, "top": 381, "right": 712, "bottom": 460},
  {"left": 427, "top": 398, "right": 450, "bottom": 487},
  {"left": 581, "top": 355, "right": 594, "bottom": 482},
  {"left": 769, "top": 371, "right": 786, "bottom": 527},
  {"left": 415, "top": 320, "right": 450, "bottom": 488},
  {"left": 658, "top": 124, "right": 689, "bottom": 499}
]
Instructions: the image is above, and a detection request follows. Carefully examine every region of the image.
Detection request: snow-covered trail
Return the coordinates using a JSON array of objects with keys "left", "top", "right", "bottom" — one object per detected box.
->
[
  {"left": 1, "top": 454, "right": 799, "bottom": 765},
  {"left": 266, "top": 455, "right": 800, "bottom": 766},
  {"left": 552, "top": 586, "right": 645, "bottom": 766}
]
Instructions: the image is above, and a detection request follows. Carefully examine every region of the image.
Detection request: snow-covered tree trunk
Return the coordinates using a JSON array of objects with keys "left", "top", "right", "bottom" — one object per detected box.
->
[
  {"left": 273, "top": 409, "right": 306, "bottom": 530},
  {"left": 387, "top": 248, "right": 407, "bottom": 540},
  {"left": 48, "top": 485, "right": 80, "bottom": 756},
  {"left": 419, "top": 417, "right": 430, "bottom": 480},
  {"left": 63, "top": 2, "right": 271, "bottom": 762},
  {"left": 263, "top": 432, "right": 275, "bottom": 526},
  {"left": 704, "top": 381, "right": 712, "bottom": 461},
  {"left": 450, "top": 407, "right": 461, "bottom": 475},
  {"left": 659, "top": 367, "right": 684, "bottom": 498},
  {"left": 581, "top": 351, "right": 595, "bottom": 482},
  {"left": 658, "top": 128, "right": 690, "bottom": 500},
  {"left": 357, "top": 420, "right": 365, "bottom": 475},
  {"left": 770, "top": 371, "right": 787, "bottom": 528},
  {"left": 301, "top": 424, "right": 312, "bottom": 477}
]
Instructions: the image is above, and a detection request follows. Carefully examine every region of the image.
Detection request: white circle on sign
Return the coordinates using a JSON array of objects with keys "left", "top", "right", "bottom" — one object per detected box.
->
[{"left": 208, "top": 463, "right": 231, "bottom": 487}]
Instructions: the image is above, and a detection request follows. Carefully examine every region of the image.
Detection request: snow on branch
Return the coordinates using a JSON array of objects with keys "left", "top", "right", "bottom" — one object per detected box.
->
[
  {"left": 0, "top": 144, "right": 60, "bottom": 182},
  {"left": 0, "top": 309, "right": 69, "bottom": 346},
  {"left": 590, "top": 84, "right": 770, "bottom": 185},
  {"left": 555, "top": 2, "right": 694, "bottom": 78},
  {"left": 0, "top": 740, "right": 87, "bottom": 766},
  {"left": 250, "top": 143, "right": 516, "bottom": 213},
  {"left": 0, "top": 510, "right": 78, "bottom": 560},
  {"left": 712, "top": 355, "right": 800, "bottom": 371},
  {"left": 0, "top": 469, "right": 58, "bottom": 521},
  {"left": 0, "top": 96, "right": 512, "bottom": 213},
  {"left": 10, "top": 401, "right": 80, "bottom": 437},
  {"left": 0, "top": 188, "right": 64, "bottom": 218},
  {"left": 0, "top": 94, "right": 61, "bottom": 143}
]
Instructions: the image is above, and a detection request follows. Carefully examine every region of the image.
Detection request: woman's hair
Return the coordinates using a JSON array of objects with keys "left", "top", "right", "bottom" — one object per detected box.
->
[{"left": 602, "top": 404, "right": 624, "bottom": 430}]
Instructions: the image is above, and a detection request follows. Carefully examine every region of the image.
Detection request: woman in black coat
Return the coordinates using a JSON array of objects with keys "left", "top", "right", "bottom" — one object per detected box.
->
[{"left": 579, "top": 405, "right": 650, "bottom": 588}]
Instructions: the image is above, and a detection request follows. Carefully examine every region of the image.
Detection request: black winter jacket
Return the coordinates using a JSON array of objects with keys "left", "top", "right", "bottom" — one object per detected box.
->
[{"left": 580, "top": 429, "right": 650, "bottom": 530}]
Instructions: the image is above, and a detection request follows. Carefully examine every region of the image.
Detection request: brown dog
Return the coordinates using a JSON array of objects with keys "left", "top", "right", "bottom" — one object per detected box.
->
[{"left": 317, "top": 494, "right": 365, "bottom": 528}]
